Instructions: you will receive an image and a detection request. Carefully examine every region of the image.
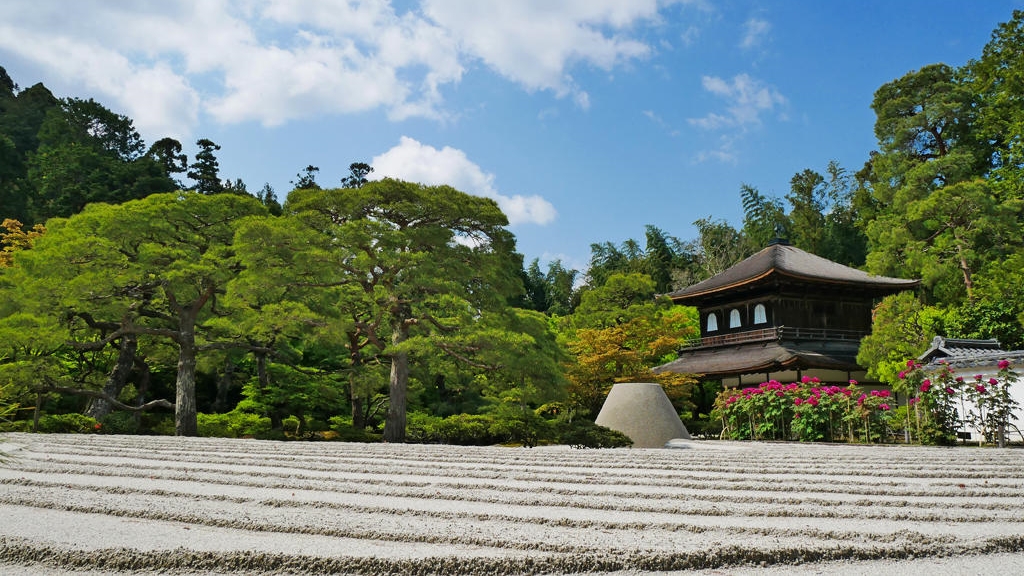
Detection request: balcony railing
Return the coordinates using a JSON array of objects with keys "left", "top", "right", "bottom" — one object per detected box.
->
[{"left": 680, "top": 326, "right": 867, "bottom": 350}]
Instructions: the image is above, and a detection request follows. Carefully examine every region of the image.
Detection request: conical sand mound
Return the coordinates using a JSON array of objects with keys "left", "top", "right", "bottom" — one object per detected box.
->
[{"left": 595, "top": 382, "right": 691, "bottom": 447}]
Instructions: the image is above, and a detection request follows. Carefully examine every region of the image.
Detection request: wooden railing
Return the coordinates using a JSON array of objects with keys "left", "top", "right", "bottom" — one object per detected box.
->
[{"left": 680, "top": 326, "right": 867, "bottom": 350}]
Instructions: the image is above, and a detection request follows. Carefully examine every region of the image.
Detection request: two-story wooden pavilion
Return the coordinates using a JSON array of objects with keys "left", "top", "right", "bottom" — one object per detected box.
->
[{"left": 653, "top": 239, "right": 919, "bottom": 387}]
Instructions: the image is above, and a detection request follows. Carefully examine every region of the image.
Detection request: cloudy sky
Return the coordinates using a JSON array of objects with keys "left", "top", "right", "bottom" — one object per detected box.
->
[{"left": 1, "top": 0, "right": 1021, "bottom": 272}]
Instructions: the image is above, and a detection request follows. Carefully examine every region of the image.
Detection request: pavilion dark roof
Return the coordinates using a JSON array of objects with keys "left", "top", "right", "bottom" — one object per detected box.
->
[
  {"left": 666, "top": 242, "right": 919, "bottom": 302},
  {"left": 652, "top": 341, "right": 859, "bottom": 377}
]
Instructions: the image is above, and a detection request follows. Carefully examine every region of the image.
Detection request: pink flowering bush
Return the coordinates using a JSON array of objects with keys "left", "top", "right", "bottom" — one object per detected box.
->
[
  {"left": 714, "top": 379, "right": 892, "bottom": 443},
  {"left": 900, "top": 361, "right": 961, "bottom": 445},
  {"left": 712, "top": 360, "right": 1019, "bottom": 445},
  {"left": 963, "top": 363, "right": 1020, "bottom": 446},
  {"left": 897, "top": 359, "right": 1020, "bottom": 446}
]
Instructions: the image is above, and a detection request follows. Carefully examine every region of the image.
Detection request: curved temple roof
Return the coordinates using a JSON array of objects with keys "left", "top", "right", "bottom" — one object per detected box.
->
[
  {"left": 667, "top": 242, "right": 919, "bottom": 303},
  {"left": 653, "top": 341, "right": 860, "bottom": 377}
]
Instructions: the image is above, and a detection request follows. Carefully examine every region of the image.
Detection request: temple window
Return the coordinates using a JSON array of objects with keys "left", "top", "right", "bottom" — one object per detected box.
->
[
  {"left": 706, "top": 313, "right": 719, "bottom": 332},
  {"left": 729, "top": 309, "right": 741, "bottom": 328},
  {"left": 754, "top": 303, "right": 767, "bottom": 324}
]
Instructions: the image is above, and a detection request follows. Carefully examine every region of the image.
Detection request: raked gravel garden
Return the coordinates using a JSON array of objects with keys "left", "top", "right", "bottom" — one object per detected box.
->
[{"left": 1, "top": 433, "right": 1023, "bottom": 575}]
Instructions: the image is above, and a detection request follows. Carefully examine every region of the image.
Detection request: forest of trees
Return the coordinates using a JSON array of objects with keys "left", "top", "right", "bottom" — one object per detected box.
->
[{"left": 2, "top": 11, "right": 1024, "bottom": 444}]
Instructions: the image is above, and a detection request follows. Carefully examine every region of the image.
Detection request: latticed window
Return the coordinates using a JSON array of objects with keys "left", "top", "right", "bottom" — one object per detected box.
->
[
  {"left": 729, "top": 309, "right": 741, "bottom": 328},
  {"left": 706, "top": 313, "right": 719, "bottom": 332},
  {"left": 754, "top": 303, "right": 767, "bottom": 324}
]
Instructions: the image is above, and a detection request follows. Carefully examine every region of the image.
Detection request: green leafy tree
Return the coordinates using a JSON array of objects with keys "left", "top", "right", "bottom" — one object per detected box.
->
[
  {"left": 340, "top": 162, "right": 373, "bottom": 188},
  {"left": 740, "top": 184, "right": 787, "bottom": 250},
  {"left": 281, "top": 179, "right": 520, "bottom": 442},
  {"left": 861, "top": 63, "right": 1010, "bottom": 303},
  {"left": 24, "top": 99, "right": 175, "bottom": 222},
  {"left": 786, "top": 169, "right": 827, "bottom": 254},
  {"left": 968, "top": 10, "right": 1024, "bottom": 201},
  {"left": 0, "top": 72, "right": 60, "bottom": 223},
  {"left": 820, "top": 161, "right": 868, "bottom": 266},
  {"left": 256, "top": 183, "right": 283, "bottom": 216},
  {"left": 13, "top": 192, "right": 268, "bottom": 435},
  {"left": 679, "top": 217, "right": 749, "bottom": 285},
  {"left": 562, "top": 273, "right": 699, "bottom": 416},
  {"left": 146, "top": 137, "right": 188, "bottom": 188},
  {"left": 187, "top": 138, "right": 224, "bottom": 194},
  {"left": 856, "top": 292, "right": 936, "bottom": 388},
  {"left": 291, "top": 165, "right": 321, "bottom": 190}
]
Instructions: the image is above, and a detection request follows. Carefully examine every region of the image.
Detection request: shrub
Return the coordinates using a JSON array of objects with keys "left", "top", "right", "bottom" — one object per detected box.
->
[
  {"left": 36, "top": 413, "right": 101, "bottom": 434},
  {"left": 99, "top": 411, "right": 139, "bottom": 435},
  {"left": 558, "top": 420, "right": 633, "bottom": 449},
  {"left": 197, "top": 412, "right": 272, "bottom": 438},
  {"left": 328, "top": 416, "right": 383, "bottom": 442}
]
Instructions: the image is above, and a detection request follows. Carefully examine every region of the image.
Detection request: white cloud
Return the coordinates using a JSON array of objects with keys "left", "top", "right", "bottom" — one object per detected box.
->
[
  {"left": 740, "top": 18, "right": 771, "bottom": 49},
  {"left": 688, "top": 73, "right": 786, "bottom": 130},
  {"left": 643, "top": 109, "right": 680, "bottom": 136},
  {"left": 0, "top": 18, "right": 201, "bottom": 139},
  {"left": 0, "top": 0, "right": 671, "bottom": 139},
  {"left": 687, "top": 74, "right": 784, "bottom": 163},
  {"left": 421, "top": 0, "right": 657, "bottom": 105},
  {"left": 371, "top": 136, "right": 557, "bottom": 227}
]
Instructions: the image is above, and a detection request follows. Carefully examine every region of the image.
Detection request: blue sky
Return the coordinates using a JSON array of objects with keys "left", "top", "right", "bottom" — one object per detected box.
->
[{"left": 1, "top": 1, "right": 1021, "bottom": 273}]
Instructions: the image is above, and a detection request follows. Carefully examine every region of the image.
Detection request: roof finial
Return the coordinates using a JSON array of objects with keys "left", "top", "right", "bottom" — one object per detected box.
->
[{"left": 767, "top": 222, "right": 790, "bottom": 246}]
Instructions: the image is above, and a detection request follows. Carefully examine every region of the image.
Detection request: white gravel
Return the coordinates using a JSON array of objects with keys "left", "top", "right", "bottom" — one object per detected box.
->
[{"left": 1, "top": 433, "right": 1023, "bottom": 574}]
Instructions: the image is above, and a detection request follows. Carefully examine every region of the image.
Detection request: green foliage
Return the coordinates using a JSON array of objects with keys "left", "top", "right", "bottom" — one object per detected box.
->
[
  {"left": 327, "top": 416, "right": 383, "bottom": 442},
  {"left": 680, "top": 217, "right": 749, "bottom": 285},
  {"left": 557, "top": 420, "right": 633, "bottom": 449},
  {"left": 967, "top": 10, "right": 1024, "bottom": 201},
  {"left": 36, "top": 413, "right": 101, "bottom": 434},
  {"left": 187, "top": 138, "right": 224, "bottom": 194},
  {"left": 857, "top": 292, "right": 935, "bottom": 387},
  {"left": 196, "top": 411, "right": 272, "bottom": 438},
  {"left": 10, "top": 192, "right": 269, "bottom": 436},
  {"left": 741, "top": 184, "right": 787, "bottom": 249},
  {"left": 98, "top": 411, "right": 139, "bottom": 435},
  {"left": 281, "top": 179, "right": 524, "bottom": 442}
]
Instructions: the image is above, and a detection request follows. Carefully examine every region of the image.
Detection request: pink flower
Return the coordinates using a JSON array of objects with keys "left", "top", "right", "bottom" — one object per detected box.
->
[
  {"left": 811, "top": 377, "right": 820, "bottom": 384},
  {"left": 808, "top": 397, "right": 819, "bottom": 406},
  {"left": 849, "top": 379, "right": 858, "bottom": 386},
  {"left": 801, "top": 376, "right": 812, "bottom": 384},
  {"left": 909, "top": 397, "right": 919, "bottom": 405},
  {"left": 794, "top": 413, "right": 802, "bottom": 419},
  {"left": 988, "top": 378, "right": 998, "bottom": 386},
  {"left": 946, "top": 387, "right": 955, "bottom": 395},
  {"left": 898, "top": 371, "right": 906, "bottom": 379},
  {"left": 998, "top": 360, "right": 1010, "bottom": 370},
  {"left": 907, "top": 359, "right": 916, "bottom": 368},
  {"left": 841, "top": 388, "right": 853, "bottom": 397},
  {"left": 794, "top": 397, "right": 803, "bottom": 406},
  {"left": 879, "top": 403, "right": 890, "bottom": 411},
  {"left": 776, "top": 390, "right": 784, "bottom": 397},
  {"left": 976, "top": 384, "right": 987, "bottom": 394},
  {"left": 975, "top": 374, "right": 984, "bottom": 381},
  {"left": 955, "top": 376, "right": 964, "bottom": 383},
  {"left": 920, "top": 380, "right": 932, "bottom": 393}
]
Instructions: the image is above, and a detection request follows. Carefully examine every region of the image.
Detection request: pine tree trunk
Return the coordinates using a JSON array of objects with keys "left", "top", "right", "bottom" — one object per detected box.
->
[
  {"left": 383, "top": 321, "right": 409, "bottom": 443},
  {"left": 175, "top": 311, "right": 198, "bottom": 437},
  {"left": 351, "top": 393, "right": 365, "bottom": 429},
  {"left": 85, "top": 334, "right": 137, "bottom": 420},
  {"left": 212, "top": 355, "right": 234, "bottom": 413}
]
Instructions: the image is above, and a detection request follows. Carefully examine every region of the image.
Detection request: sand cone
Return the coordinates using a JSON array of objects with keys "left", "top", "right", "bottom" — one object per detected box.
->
[{"left": 595, "top": 382, "right": 691, "bottom": 448}]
